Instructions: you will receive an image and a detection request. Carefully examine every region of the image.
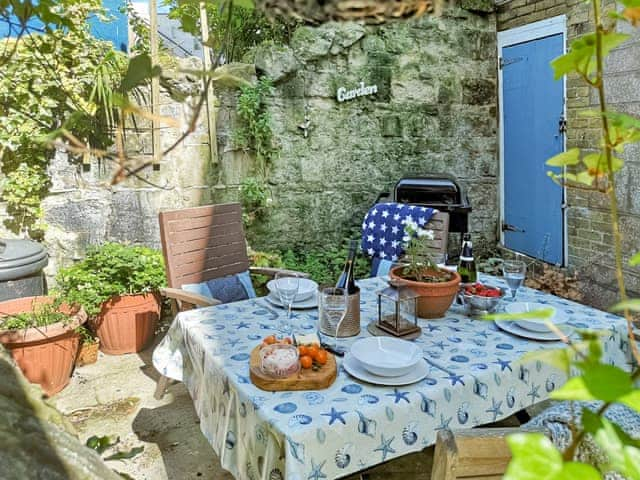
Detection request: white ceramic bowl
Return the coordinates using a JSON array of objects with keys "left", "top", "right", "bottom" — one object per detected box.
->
[
  {"left": 350, "top": 337, "right": 422, "bottom": 377},
  {"left": 267, "top": 277, "right": 318, "bottom": 302},
  {"left": 505, "top": 302, "right": 558, "bottom": 333}
]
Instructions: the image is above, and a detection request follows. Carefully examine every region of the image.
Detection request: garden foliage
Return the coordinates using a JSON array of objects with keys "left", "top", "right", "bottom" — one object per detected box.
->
[{"left": 55, "top": 243, "right": 166, "bottom": 316}]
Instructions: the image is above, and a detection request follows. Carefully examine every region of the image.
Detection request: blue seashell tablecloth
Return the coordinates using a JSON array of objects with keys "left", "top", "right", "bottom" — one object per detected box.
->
[{"left": 152, "top": 275, "right": 632, "bottom": 480}]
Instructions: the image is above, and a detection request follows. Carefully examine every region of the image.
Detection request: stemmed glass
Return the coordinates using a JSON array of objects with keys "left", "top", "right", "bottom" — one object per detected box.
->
[
  {"left": 274, "top": 272, "right": 300, "bottom": 334},
  {"left": 319, "top": 287, "right": 348, "bottom": 354},
  {"left": 502, "top": 260, "right": 527, "bottom": 301}
]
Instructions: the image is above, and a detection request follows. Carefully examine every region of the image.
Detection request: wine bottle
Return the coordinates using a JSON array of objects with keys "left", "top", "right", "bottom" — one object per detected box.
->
[
  {"left": 336, "top": 239, "right": 358, "bottom": 294},
  {"left": 458, "top": 233, "right": 477, "bottom": 284}
]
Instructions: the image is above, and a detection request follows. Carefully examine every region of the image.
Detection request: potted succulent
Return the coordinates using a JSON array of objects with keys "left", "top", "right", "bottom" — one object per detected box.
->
[
  {"left": 56, "top": 242, "right": 165, "bottom": 355},
  {"left": 0, "top": 296, "right": 87, "bottom": 395},
  {"left": 389, "top": 220, "right": 461, "bottom": 318},
  {"left": 75, "top": 325, "right": 100, "bottom": 366}
]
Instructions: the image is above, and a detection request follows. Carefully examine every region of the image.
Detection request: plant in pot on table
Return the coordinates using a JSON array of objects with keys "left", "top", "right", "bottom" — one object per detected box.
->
[
  {"left": 0, "top": 296, "right": 87, "bottom": 395},
  {"left": 389, "top": 220, "right": 461, "bottom": 318},
  {"left": 56, "top": 242, "right": 166, "bottom": 355}
]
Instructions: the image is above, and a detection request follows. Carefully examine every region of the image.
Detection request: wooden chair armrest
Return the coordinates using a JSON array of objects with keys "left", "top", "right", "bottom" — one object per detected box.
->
[
  {"left": 159, "top": 287, "right": 221, "bottom": 308},
  {"left": 249, "top": 267, "right": 311, "bottom": 279}
]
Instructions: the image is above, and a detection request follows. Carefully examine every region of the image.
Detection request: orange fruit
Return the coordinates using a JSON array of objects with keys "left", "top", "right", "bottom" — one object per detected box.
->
[
  {"left": 298, "top": 345, "right": 309, "bottom": 356},
  {"left": 300, "top": 355, "right": 313, "bottom": 369},
  {"left": 315, "top": 349, "right": 328, "bottom": 365},
  {"left": 264, "top": 335, "right": 276, "bottom": 345},
  {"left": 283, "top": 337, "right": 293, "bottom": 344},
  {"left": 307, "top": 344, "right": 319, "bottom": 360}
]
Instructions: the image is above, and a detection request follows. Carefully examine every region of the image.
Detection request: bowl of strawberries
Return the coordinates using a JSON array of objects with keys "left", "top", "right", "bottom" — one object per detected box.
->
[{"left": 459, "top": 282, "right": 506, "bottom": 316}]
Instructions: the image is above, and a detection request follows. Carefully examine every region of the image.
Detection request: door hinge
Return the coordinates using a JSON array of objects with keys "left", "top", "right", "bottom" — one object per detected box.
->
[
  {"left": 499, "top": 56, "right": 524, "bottom": 69},
  {"left": 502, "top": 222, "right": 525, "bottom": 233}
]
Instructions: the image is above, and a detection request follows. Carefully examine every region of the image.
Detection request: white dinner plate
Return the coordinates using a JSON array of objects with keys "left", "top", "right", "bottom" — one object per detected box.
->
[
  {"left": 350, "top": 337, "right": 422, "bottom": 377},
  {"left": 265, "top": 292, "right": 318, "bottom": 310},
  {"left": 266, "top": 278, "right": 318, "bottom": 302},
  {"left": 495, "top": 319, "right": 571, "bottom": 341},
  {"left": 505, "top": 302, "right": 564, "bottom": 333},
  {"left": 342, "top": 354, "right": 429, "bottom": 386}
]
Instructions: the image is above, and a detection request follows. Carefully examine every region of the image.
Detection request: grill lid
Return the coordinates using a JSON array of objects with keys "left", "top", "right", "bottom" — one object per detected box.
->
[
  {"left": 0, "top": 239, "right": 48, "bottom": 281},
  {"left": 394, "top": 176, "right": 471, "bottom": 211}
]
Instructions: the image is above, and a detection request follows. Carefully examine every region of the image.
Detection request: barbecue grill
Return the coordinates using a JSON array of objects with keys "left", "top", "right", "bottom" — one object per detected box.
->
[{"left": 375, "top": 175, "right": 472, "bottom": 233}]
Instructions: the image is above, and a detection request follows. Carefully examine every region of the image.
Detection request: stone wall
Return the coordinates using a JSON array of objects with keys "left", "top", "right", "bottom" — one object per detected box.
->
[
  {"left": 217, "top": 5, "right": 499, "bottom": 255},
  {"left": 497, "top": 0, "right": 640, "bottom": 309}
]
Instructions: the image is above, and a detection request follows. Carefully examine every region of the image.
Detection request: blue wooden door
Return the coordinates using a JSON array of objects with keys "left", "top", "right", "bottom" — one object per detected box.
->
[{"left": 502, "top": 33, "right": 565, "bottom": 264}]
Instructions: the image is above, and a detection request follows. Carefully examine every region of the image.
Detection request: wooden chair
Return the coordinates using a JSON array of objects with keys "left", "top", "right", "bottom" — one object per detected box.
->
[
  {"left": 422, "top": 211, "right": 450, "bottom": 257},
  {"left": 432, "top": 428, "right": 519, "bottom": 480},
  {"left": 154, "top": 202, "right": 307, "bottom": 399}
]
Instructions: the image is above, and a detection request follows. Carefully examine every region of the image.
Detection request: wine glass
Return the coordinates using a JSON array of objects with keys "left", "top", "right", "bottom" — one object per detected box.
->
[
  {"left": 275, "top": 272, "right": 300, "bottom": 334},
  {"left": 320, "top": 287, "right": 348, "bottom": 354},
  {"left": 502, "top": 260, "right": 527, "bottom": 301}
]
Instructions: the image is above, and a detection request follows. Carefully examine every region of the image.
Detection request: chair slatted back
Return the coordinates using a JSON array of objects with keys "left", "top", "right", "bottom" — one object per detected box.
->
[
  {"left": 432, "top": 428, "right": 515, "bottom": 480},
  {"left": 159, "top": 203, "right": 250, "bottom": 289},
  {"left": 427, "top": 211, "right": 450, "bottom": 255}
]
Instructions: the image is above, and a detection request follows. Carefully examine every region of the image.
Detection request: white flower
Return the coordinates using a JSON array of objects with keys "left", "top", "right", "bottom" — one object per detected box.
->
[
  {"left": 417, "top": 228, "right": 435, "bottom": 240},
  {"left": 402, "top": 235, "right": 410, "bottom": 243}
]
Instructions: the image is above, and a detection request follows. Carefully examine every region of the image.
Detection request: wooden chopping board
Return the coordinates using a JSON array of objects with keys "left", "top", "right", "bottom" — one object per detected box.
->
[{"left": 249, "top": 345, "right": 337, "bottom": 391}]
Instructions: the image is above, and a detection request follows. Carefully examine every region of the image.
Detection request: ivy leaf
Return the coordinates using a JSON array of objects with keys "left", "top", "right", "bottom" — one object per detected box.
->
[
  {"left": 86, "top": 435, "right": 119, "bottom": 454},
  {"left": 583, "top": 152, "right": 624, "bottom": 174},
  {"left": 505, "top": 433, "right": 562, "bottom": 479},
  {"left": 552, "top": 32, "right": 630, "bottom": 79},
  {"left": 631, "top": 253, "right": 640, "bottom": 267},
  {"left": 610, "top": 299, "right": 640, "bottom": 312},
  {"left": 518, "top": 348, "right": 573, "bottom": 374},
  {"left": 103, "top": 446, "right": 144, "bottom": 461},
  {"left": 483, "top": 308, "right": 556, "bottom": 322},
  {"left": 552, "top": 364, "right": 633, "bottom": 402},
  {"left": 120, "top": 54, "right": 162, "bottom": 92},
  {"left": 546, "top": 148, "right": 581, "bottom": 167}
]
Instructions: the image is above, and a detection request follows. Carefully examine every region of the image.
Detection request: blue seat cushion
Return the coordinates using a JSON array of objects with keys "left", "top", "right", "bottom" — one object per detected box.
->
[{"left": 182, "top": 270, "right": 256, "bottom": 305}]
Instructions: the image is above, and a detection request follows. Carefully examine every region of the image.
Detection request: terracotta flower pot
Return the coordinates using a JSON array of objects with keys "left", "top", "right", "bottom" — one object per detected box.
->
[
  {"left": 91, "top": 293, "right": 160, "bottom": 355},
  {"left": 76, "top": 339, "right": 100, "bottom": 366},
  {"left": 0, "top": 296, "right": 87, "bottom": 396},
  {"left": 389, "top": 266, "right": 461, "bottom": 319}
]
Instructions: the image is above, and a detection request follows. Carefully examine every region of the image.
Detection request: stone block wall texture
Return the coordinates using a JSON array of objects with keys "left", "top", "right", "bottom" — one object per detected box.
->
[
  {"left": 219, "top": 5, "right": 499, "bottom": 255},
  {"left": 497, "top": 0, "right": 640, "bottom": 309}
]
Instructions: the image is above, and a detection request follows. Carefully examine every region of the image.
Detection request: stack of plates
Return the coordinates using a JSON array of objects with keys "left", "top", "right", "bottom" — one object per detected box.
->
[
  {"left": 343, "top": 337, "right": 428, "bottom": 385},
  {"left": 265, "top": 278, "right": 318, "bottom": 309},
  {"left": 495, "top": 302, "right": 569, "bottom": 341}
]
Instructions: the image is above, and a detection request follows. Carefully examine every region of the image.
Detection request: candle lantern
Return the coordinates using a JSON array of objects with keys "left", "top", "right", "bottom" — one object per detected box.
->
[{"left": 376, "top": 280, "right": 420, "bottom": 337}]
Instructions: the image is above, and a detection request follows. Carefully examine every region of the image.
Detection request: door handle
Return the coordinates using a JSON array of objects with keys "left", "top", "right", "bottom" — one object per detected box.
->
[{"left": 502, "top": 223, "right": 525, "bottom": 233}]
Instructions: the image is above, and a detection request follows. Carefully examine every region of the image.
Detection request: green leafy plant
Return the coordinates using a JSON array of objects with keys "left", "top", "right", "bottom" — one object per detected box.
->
[
  {"left": 240, "top": 176, "right": 271, "bottom": 225},
  {"left": 399, "top": 219, "right": 452, "bottom": 283},
  {"left": 164, "top": 0, "right": 297, "bottom": 63},
  {"left": 75, "top": 325, "right": 98, "bottom": 345},
  {"left": 55, "top": 242, "right": 166, "bottom": 317},
  {"left": 500, "top": 1, "right": 640, "bottom": 478},
  {"left": 234, "top": 77, "right": 278, "bottom": 177},
  {"left": 0, "top": 299, "right": 69, "bottom": 331},
  {"left": 280, "top": 244, "right": 370, "bottom": 286}
]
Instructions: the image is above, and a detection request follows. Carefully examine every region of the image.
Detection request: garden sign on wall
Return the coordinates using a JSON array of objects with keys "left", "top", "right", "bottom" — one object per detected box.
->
[{"left": 336, "top": 81, "right": 378, "bottom": 102}]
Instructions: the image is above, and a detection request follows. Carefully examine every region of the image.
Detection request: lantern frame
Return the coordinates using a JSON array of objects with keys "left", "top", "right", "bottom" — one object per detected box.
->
[{"left": 376, "top": 280, "right": 421, "bottom": 337}]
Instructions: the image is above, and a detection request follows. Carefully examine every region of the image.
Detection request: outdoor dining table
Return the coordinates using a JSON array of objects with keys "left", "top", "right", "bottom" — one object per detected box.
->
[{"left": 153, "top": 274, "right": 633, "bottom": 480}]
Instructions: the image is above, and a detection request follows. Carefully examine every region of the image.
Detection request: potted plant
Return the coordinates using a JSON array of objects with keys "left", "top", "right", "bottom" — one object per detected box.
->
[
  {"left": 389, "top": 220, "right": 461, "bottom": 318},
  {"left": 75, "top": 325, "right": 100, "bottom": 366},
  {"left": 56, "top": 242, "right": 165, "bottom": 355},
  {"left": 0, "top": 296, "right": 87, "bottom": 395}
]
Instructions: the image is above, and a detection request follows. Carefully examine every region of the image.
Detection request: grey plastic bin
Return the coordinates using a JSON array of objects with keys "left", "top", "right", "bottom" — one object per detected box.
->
[{"left": 0, "top": 239, "right": 49, "bottom": 302}]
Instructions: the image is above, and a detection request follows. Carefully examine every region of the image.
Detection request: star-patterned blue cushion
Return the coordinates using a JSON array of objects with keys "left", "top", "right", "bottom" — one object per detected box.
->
[{"left": 361, "top": 202, "right": 435, "bottom": 263}]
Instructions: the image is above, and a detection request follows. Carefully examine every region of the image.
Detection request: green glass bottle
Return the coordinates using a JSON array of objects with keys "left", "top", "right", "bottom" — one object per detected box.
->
[{"left": 458, "top": 233, "right": 477, "bottom": 284}]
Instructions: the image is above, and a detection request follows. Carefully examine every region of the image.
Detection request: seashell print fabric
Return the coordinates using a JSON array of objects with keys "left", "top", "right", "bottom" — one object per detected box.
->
[{"left": 153, "top": 275, "right": 631, "bottom": 480}]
